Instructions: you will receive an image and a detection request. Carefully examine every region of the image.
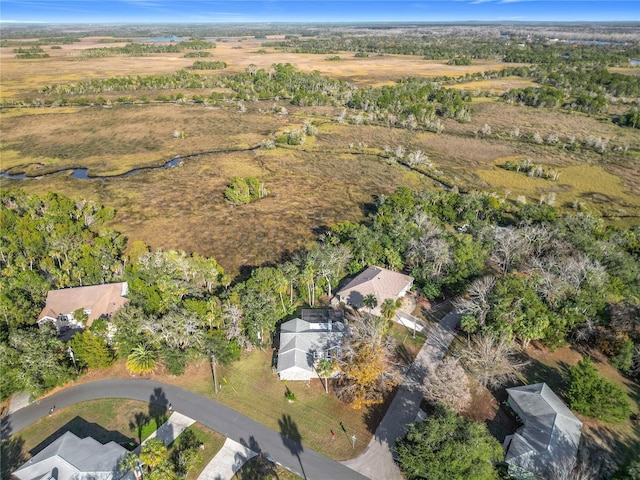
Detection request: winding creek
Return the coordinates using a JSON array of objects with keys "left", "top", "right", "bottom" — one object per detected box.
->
[
  {"left": 1, "top": 156, "right": 182, "bottom": 181},
  {"left": 0, "top": 146, "right": 258, "bottom": 181}
]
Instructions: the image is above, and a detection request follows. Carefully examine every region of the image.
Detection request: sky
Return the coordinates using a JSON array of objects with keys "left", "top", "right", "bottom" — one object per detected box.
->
[{"left": 1, "top": 0, "right": 639, "bottom": 24}]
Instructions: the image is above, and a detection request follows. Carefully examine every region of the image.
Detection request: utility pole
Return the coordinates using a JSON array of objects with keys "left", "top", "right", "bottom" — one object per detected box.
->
[
  {"left": 211, "top": 353, "right": 218, "bottom": 394},
  {"left": 351, "top": 434, "right": 356, "bottom": 450},
  {"left": 68, "top": 346, "right": 78, "bottom": 374}
]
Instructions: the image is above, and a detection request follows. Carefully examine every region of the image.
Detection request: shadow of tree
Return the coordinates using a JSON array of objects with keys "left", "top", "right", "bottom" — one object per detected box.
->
[
  {"left": 362, "top": 385, "right": 400, "bottom": 434},
  {"left": 149, "top": 387, "right": 168, "bottom": 429},
  {"left": 483, "top": 387, "right": 520, "bottom": 443},
  {"left": 278, "top": 414, "right": 306, "bottom": 479},
  {"left": 129, "top": 412, "right": 150, "bottom": 444},
  {"left": 0, "top": 435, "right": 25, "bottom": 479},
  {"left": 237, "top": 435, "right": 280, "bottom": 480},
  {"left": 518, "top": 354, "right": 570, "bottom": 395}
]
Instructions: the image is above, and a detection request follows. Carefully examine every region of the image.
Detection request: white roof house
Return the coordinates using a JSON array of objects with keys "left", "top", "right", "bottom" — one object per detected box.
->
[
  {"left": 335, "top": 266, "right": 413, "bottom": 316},
  {"left": 37, "top": 282, "right": 129, "bottom": 333},
  {"left": 277, "top": 309, "right": 345, "bottom": 381},
  {"left": 13, "top": 431, "right": 133, "bottom": 480},
  {"left": 504, "top": 383, "right": 583, "bottom": 479}
]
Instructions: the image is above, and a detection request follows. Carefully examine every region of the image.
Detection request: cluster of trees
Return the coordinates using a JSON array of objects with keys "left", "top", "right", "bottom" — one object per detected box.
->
[
  {"left": 394, "top": 406, "right": 503, "bottom": 480},
  {"left": 71, "top": 43, "right": 185, "bottom": 59},
  {"left": 224, "top": 63, "right": 354, "bottom": 106},
  {"left": 616, "top": 107, "right": 640, "bottom": 129},
  {"left": 38, "top": 70, "right": 221, "bottom": 96},
  {"left": 347, "top": 77, "right": 473, "bottom": 126},
  {"left": 336, "top": 311, "right": 400, "bottom": 408},
  {"left": 190, "top": 60, "right": 227, "bottom": 70},
  {"left": 120, "top": 428, "right": 204, "bottom": 480},
  {"left": 184, "top": 51, "right": 212, "bottom": 58},
  {"left": 14, "top": 46, "right": 49, "bottom": 59},
  {"left": 0, "top": 191, "right": 124, "bottom": 329},
  {"left": 224, "top": 177, "right": 267, "bottom": 205},
  {"left": 1, "top": 36, "right": 81, "bottom": 47},
  {"left": 567, "top": 356, "right": 630, "bottom": 423},
  {"left": 68, "top": 39, "right": 214, "bottom": 60},
  {"left": 501, "top": 158, "right": 560, "bottom": 180},
  {"left": 2, "top": 186, "right": 638, "bottom": 419}
]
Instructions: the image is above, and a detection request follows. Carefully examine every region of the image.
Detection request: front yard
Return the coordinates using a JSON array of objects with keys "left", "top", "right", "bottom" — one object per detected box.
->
[{"left": 0, "top": 398, "right": 226, "bottom": 480}]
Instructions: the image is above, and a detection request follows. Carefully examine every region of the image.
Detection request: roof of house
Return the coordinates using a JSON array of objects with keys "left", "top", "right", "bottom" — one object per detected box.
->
[
  {"left": 277, "top": 310, "right": 345, "bottom": 378},
  {"left": 335, "top": 266, "right": 413, "bottom": 310},
  {"left": 506, "top": 383, "right": 583, "bottom": 478},
  {"left": 37, "top": 282, "right": 129, "bottom": 327},
  {"left": 13, "top": 431, "right": 129, "bottom": 480}
]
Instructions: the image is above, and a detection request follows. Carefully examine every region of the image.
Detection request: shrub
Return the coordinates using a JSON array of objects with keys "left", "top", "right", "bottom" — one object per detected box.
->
[
  {"left": 224, "top": 177, "right": 267, "bottom": 205},
  {"left": 395, "top": 405, "right": 502, "bottom": 480},
  {"left": 567, "top": 357, "right": 630, "bottom": 423}
]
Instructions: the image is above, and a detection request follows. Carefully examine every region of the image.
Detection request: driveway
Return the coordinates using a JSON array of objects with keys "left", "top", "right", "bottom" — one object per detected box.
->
[
  {"left": 342, "top": 308, "right": 460, "bottom": 480},
  {"left": 1, "top": 379, "right": 367, "bottom": 480}
]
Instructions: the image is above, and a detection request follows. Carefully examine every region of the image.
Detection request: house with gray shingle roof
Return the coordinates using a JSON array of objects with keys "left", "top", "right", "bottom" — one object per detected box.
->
[
  {"left": 277, "top": 309, "right": 345, "bottom": 381},
  {"left": 335, "top": 266, "right": 413, "bottom": 316},
  {"left": 504, "top": 383, "right": 583, "bottom": 479},
  {"left": 12, "top": 431, "right": 133, "bottom": 480},
  {"left": 37, "top": 282, "right": 129, "bottom": 333}
]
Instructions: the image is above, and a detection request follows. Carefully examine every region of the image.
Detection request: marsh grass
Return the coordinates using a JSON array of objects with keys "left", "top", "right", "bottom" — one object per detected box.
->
[
  {"left": 477, "top": 161, "right": 640, "bottom": 216},
  {"left": 448, "top": 76, "right": 539, "bottom": 94}
]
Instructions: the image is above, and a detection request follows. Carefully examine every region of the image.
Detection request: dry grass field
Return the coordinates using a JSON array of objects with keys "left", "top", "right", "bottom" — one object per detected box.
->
[
  {"left": 447, "top": 76, "right": 539, "bottom": 94},
  {"left": 0, "top": 36, "right": 521, "bottom": 99},
  {"left": 1, "top": 35, "right": 639, "bottom": 266}
]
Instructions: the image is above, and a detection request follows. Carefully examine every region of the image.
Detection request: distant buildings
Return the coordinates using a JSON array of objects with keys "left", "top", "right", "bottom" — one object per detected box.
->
[{"left": 37, "top": 282, "right": 129, "bottom": 333}]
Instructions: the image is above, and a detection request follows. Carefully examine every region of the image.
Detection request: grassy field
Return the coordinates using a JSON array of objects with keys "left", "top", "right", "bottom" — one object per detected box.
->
[
  {"left": 0, "top": 398, "right": 226, "bottom": 479},
  {"left": 0, "top": 37, "right": 520, "bottom": 99},
  {"left": 2, "top": 37, "right": 639, "bottom": 273},
  {"left": 1, "top": 105, "right": 431, "bottom": 275},
  {"left": 215, "top": 348, "right": 378, "bottom": 460},
  {"left": 447, "top": 76, "right": 539, "bottom": 94}
]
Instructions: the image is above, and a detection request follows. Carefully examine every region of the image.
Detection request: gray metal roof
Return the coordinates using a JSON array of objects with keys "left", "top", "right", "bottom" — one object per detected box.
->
[
  {"left": 277, "top": 311, "right": 345, "bottom": 380},
  {"left": 505, "top": 383, "right": 582, "bottom": 478},
  {"left": 13, "top": 431, "right": 128, "bottom": 480}
]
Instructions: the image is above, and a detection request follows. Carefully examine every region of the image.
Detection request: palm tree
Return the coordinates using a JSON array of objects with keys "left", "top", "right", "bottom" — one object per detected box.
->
[
  {"left": 140, "top": 438, "right": 167, "bottom": 472},
  {"left": 126, "top": 344, "right": 157, "bottom": 376},
  {"left": 316, "top": 358, "right": 334, "bottom": 394},
  {"left": 362, "top": 294, "right": 378, "bottom": 315},
  {"left": 120, "top": 452, "right": 141, "bottom": 480},
  {"left": 381, "top": 298, "right": 400, "bottom": 321}
]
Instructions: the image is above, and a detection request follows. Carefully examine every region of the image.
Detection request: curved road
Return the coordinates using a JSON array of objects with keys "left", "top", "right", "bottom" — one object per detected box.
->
[{"left": 1, "top": 379, "right": 367, "bottom": 480}]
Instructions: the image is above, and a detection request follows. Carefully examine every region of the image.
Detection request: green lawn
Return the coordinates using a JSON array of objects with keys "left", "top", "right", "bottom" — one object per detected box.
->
[{"left": 216, "top": 349, "right": 375, "bottom": 461}]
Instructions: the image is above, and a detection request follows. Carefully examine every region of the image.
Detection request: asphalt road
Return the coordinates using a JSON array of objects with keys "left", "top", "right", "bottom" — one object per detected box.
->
[{"left": 1, "top": 379, "right": 368, "bottom": 480}]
